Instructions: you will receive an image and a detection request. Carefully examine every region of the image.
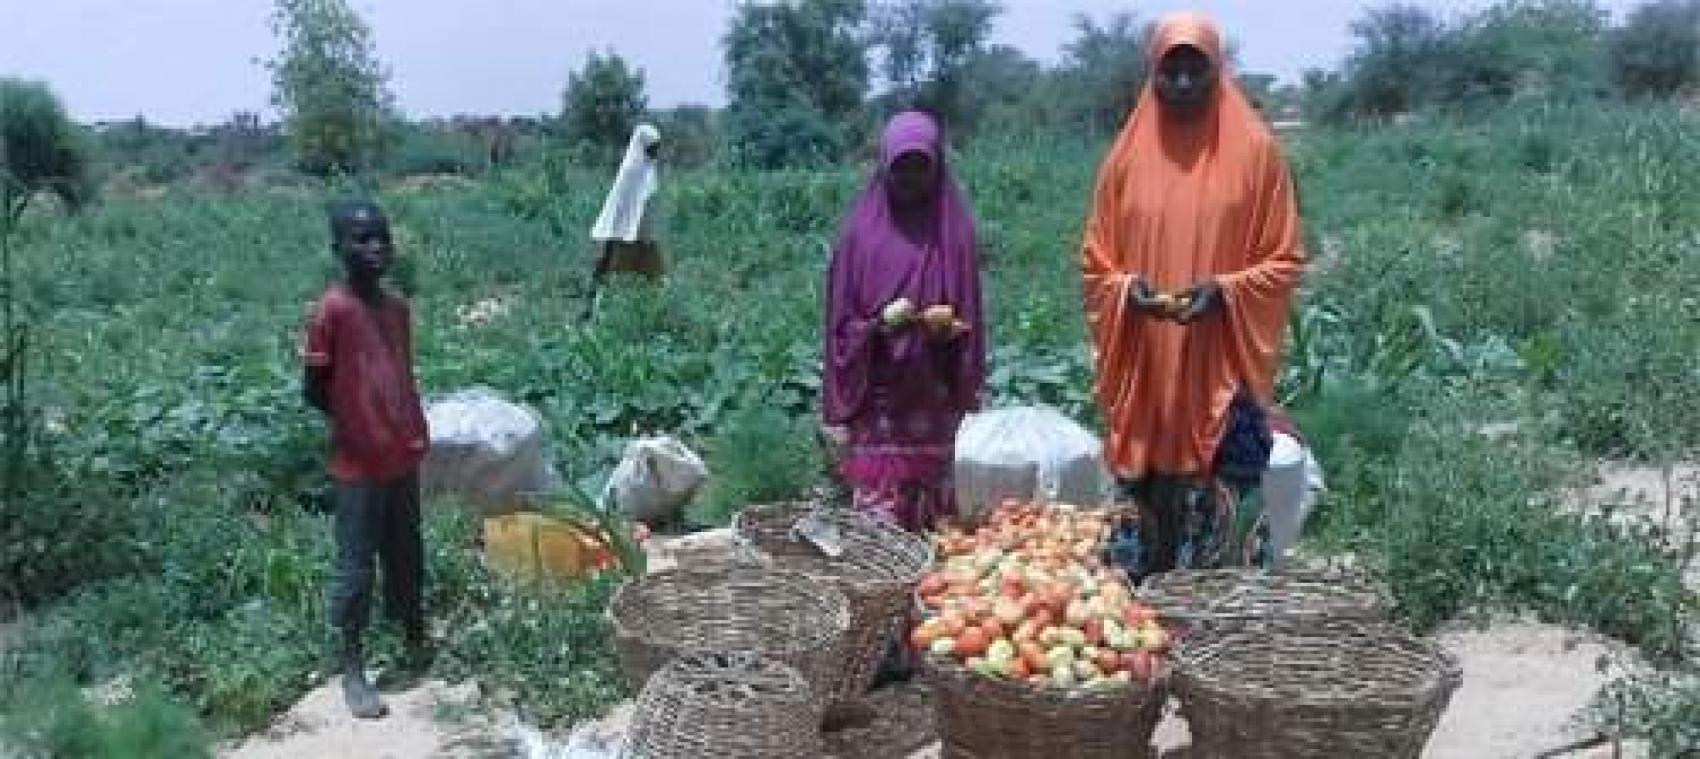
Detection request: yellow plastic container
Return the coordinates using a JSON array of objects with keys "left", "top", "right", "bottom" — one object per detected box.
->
[{"left": 483, "top": 512, "right": 616, "bottom": 581}]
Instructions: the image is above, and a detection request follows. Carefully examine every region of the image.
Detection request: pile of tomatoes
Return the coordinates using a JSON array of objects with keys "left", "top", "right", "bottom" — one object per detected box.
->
[{"left": 913, "top": 502, "right": 1171, "bottom": 689}]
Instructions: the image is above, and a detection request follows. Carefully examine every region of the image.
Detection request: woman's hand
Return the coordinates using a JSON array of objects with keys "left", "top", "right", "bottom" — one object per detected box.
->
[
  {"left": 1127, "top": 276, "right": 1170, "bottom": 319},
  {"left": 1175, "top": 280, "right": 1224, "bottom": 324},
  {"left": 921, "top": 304, "right": 967, "bottom": 341},
  {"left": 881, "top": 297, "right": 917, "bottom": 329}
]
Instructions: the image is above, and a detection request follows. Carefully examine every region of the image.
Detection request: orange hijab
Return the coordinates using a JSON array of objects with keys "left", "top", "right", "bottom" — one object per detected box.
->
[{"left": 1081, "top": 12, "right": 1306, "bottom": 480}]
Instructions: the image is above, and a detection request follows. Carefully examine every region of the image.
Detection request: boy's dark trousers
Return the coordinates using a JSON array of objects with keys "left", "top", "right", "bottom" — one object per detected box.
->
[{"left": 328, "top": 472, "right": 425, "bottom": 669}]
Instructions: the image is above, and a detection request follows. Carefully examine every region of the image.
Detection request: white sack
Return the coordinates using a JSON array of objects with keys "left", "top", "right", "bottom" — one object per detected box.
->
[
  {"left": 953, "top": 406, "right": 1112, "bottom": 517},
  {"left": 422, "top": 387, "right": 561, "bottom": 515},
  {"left": 602, "top": 436, "right": 708, "bottom": 522}
]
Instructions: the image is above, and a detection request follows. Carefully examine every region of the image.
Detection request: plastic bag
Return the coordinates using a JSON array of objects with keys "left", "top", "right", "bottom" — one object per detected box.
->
[
  {"left": 421, "top": 387, "right": 561, "bottom": 516},
  {"left": 602, "top": 436, "right": 709, "bottom": 522},
  {"left": 953, "top": 406, "right": 1112, "bottom": 517},
  {"left": 483, "top": 513, "right": 616, "bottom": 581},
  {"left": 1260, "top": 431, "right": 1326, "bottom": 570},
  {"left": 510, "top": 709, "right": 629, "bottom": 759}
]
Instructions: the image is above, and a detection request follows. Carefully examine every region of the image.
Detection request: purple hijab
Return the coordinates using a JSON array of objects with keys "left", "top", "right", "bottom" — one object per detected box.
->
[{"left": 823, "top": 111, "right": 986, "bottom": 427}]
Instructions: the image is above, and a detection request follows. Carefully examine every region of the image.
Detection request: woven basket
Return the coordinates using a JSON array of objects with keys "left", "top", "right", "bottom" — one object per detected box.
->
[
  {"left": 734, "top": 503, "right": 933, "bottom": 707},
  {"left": 923, "top": 656, "right": 1167, "bottom": 759},
  {"left": 1174, "top": 619, "right": 1462, "bottom": 759},
  {"left": 626, "top": 651, "right": 825, "bottom": 759},
  {"left": 607, "top": 561, "right": 849, "bottom": 701},
  {"left": 1140, "top": 568, "right": 1390, "bottom": 634}
]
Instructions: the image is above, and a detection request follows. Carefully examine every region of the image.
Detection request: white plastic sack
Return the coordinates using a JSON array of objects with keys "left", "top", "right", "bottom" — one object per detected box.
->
[
  {"left": 953, "top": 406, "right": 1112, "bottom": 517},
  {"left": 421, "top": 387, "right": 561, "bottom": 516},
  {"left": 1261, "top": 431, "right": 1326, "bottom": 570},
  {"left": 510, "top": 710, "right": 629, "bottom": 759},
  {"left": 602, "top": 436, "right": 708, "bottom": 522}
]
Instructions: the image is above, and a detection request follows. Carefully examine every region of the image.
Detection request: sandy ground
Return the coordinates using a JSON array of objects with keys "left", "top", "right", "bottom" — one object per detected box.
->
[
  {"left": 220, "top": 468, "right": 1688, "bottom": 758},
  {"left": 228, "top": 620, "right": 1643, "bottom": 759},
  {"left": 1423, "top": 621, "right": 1646, "bottom": 759},
  {"left": 1573, "top": 462, "right": 1700, "bottom": 592},
  {"left": 219, "top": 679, "right": 502, "bottom": 759}
]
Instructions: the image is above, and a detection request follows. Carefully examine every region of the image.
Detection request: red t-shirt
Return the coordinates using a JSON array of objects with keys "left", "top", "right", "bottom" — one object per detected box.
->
[{"left": 302, "top": 284, "right": 429, "bottom": 484}]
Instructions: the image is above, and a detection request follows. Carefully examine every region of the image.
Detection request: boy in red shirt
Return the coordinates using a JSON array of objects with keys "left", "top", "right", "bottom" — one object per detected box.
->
[{"left": 302, "top": 199, "right": 430, "bottom": 719}]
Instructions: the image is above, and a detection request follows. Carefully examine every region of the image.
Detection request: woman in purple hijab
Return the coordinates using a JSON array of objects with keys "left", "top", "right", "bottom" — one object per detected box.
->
[{"left": 823, "top": 111, "right": 986, "bottom": 532}]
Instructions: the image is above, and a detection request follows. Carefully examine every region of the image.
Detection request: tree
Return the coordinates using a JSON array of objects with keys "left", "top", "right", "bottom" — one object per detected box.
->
[
  {"left": 267, "top": 0, "right": 395, "bottom": 177},
  {"left": 1300, "top": 68, "right": 1350, "bottom": 124},
  {"left": 869, "top": 0, "right": 1003, "bottom": 128},
  {"left": 955, "top": 44, "right": 1042, "bottom": 129},
  {"left": 723, "top": 0, "right": 871, "bottom": 168},
  {"left": 1610, "top": 0, "right": 1700, "bottom": 99},
  {"left": 0, "top": 79, "right": 92, "bottom": 498},
  {"left": 1443, "top": 0, "right": 1610, "bottom": 106},
  {"left": 1058, "top": 12, "right": 1151, "bottom": 133},
  {"left": 1340, "top": 4, "right": 1452, "bottom": 120},
  {"left": 653, "top": 105, "right": 719, "bottom": 169},
  {"left": 561, "top": 51, "right": 648, "bottom": 160},
  {"left": 1239, "top": 73, "right": 1278, "bottom": 112}
]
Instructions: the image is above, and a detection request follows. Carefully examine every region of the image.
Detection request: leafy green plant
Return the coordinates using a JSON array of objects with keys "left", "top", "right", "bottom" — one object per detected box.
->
[
  {"left": 435, "top": 574, "right": 627, "bottom": 728},
  {"left": 691, "top": 404, "right": 824, "bottom": 527},
  {"left": 0, "top": 667, "right": 211, "bottom": 759}
]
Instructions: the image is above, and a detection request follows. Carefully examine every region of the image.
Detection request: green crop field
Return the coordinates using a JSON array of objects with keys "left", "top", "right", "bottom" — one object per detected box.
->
[{"left": 2, "top": 100, "right": 1697, "bottom": 753}]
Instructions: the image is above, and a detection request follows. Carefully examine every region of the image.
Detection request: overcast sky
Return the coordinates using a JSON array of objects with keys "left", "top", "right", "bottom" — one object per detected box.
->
[{"left": 0, "top": 0, "right": 1643, "bottom": 127}]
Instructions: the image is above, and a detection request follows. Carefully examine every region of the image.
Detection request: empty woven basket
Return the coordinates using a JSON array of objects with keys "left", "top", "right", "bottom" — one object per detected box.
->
[
  {"left": 734, "top": 503, "right": 932, "bottom": 709},
  {"left": 1140, "top": 568, "right": 1390, "bottom": 634},
  {"left": 626, "top": 651, "right": 825, "bottom": 759},
  {"left": 1174, "top": 619, "right": 1462, "bottom": 759},
  {"left": 607, "top": 561, "right": 849, "bottom": 702}
]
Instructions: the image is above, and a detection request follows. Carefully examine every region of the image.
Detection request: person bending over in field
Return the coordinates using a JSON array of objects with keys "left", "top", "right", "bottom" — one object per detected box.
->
[
  {"left": 302, "top": 199, "right": 431, "bottom": 719},
  {"left": 589, "top": 124, "right": 664, "bottom": 293},
  {"left": 822, "top": 111, "right": 986, "bottom": 533},
  {"left": 1081, "top": 13, "right": 1306, "bottom": 583}
]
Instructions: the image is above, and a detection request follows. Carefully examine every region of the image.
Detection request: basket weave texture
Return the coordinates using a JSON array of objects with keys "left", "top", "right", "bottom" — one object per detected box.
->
[
  {"left": 1174, "top": 620, "right": 1462, "bottom": 759},
  {"left": 924, "top": 656, "right": 1167, "bottom": 759},
  {"left": 626, "top": 651, "right": 824, "bottom": 759},
  {"left": 734, "top": 503, "right": 933, "bottom": 706},
  {"left": 1140, "top": 568, "right": 1390, "bottom": 632},
  {"left": 607, "top": 562, "right": 849, "bottom": 699}
]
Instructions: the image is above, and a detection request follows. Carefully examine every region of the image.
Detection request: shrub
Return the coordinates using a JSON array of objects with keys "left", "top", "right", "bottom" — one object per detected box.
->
[
  {"left": 561, "top": 52, "right": 648, "bottom": 162},
  {"left": 1610, "top": 0, "right": 1700, "bottom": 99}
]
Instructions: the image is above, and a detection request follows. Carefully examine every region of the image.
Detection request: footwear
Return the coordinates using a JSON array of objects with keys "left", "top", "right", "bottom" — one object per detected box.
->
[{"left": 340, "top": 643, "right": 388, "bottom": 719}]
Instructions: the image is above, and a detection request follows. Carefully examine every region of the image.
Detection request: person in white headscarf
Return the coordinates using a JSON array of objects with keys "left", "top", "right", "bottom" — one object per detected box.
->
[{"left": 590, "top": 124, "right": 663, "bottom": 285}]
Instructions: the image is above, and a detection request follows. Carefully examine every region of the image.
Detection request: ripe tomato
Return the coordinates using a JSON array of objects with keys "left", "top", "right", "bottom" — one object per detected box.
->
[{"left": 955, "top": 628, "right": 991, "bottom": 659}]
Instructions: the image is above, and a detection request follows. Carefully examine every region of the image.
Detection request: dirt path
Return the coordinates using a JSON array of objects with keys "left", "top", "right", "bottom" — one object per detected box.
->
[
  {"left": 1423, "top": 621, "right": 1645, "bottom": 759},
  {"left": 219, "top": 680, "right": 503, "bottom": 759}
]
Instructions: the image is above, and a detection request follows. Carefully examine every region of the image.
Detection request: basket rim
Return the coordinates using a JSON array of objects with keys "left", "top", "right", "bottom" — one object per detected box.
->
[
  {"left": 920, "top": 651, "right": 1165, "bottom": 702},
  {"left": 732, "top": 502, "right": 936, "bottom": 581},
  {"left": 606, "top": 563, "right": 852, "bottom": 651},
  {"left": 1173, "top": 621, "right": 1462, "bottom": 708},
  {"left": 1140, "top": 567, "right": 1392, "bottom": 621}
]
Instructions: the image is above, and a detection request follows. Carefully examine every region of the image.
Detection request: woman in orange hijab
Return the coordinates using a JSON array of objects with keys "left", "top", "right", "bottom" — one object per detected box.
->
[{"left": 1083, "top": 12, "right": 1306, "bottom": 581}]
